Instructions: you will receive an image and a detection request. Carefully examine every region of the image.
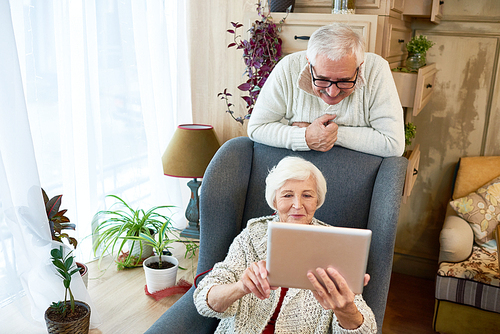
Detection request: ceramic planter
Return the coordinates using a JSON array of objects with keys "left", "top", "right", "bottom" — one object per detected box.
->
[
  {"left": 76, "top": 262, "right": 88, "bottom": 288},
  {"left": 44, "top": 300, "right": 91, "bottom": 334},
  {"left": 143, "top": 255, "right": 178, "bottom": 293},
  {"left": 128, "top": 239, "right": 154, "bottom": 259}
]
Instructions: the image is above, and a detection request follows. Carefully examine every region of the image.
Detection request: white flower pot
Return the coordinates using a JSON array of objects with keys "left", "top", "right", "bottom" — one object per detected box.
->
[
  {"left": 143, "top": 255, "right": 178, "bottom": 293},
  {"left": 128, "top": 239, "right": 154, "bottom": 259}
]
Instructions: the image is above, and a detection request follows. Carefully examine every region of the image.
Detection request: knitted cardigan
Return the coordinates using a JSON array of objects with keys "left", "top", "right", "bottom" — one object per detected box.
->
[
  {"left": 247, "top": 51, "right": 404, "bottom": 158},
  {"left": 193, "top": 216, "right": 377, "bottom": 334}
]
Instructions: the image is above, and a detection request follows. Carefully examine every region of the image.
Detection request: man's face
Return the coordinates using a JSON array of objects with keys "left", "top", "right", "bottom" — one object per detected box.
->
[{"left": 310, "top": 53, "right": 358, "bottom": 105}]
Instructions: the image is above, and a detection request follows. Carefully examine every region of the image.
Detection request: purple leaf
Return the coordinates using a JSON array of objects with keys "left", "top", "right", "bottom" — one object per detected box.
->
[{"left": 238, "top": 83, "right": 251, "bottom": 91}]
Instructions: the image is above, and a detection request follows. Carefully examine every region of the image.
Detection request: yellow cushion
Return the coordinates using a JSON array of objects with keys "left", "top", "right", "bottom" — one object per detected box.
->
[{"left": 453, "top": 156, "right": 500, "bottom": 200}]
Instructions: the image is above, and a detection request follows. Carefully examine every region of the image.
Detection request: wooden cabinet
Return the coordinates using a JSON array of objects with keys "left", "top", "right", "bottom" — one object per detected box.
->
[
  {"left": 264, "top": 13, "right": 379, "bottom": 55},
  {"left": 404, "top": 0, "right": 444, "bottom": 24},
  {"left": 356, "top": 0, "right": 405, "bottom": 18},
  {"left": 403, "top": 144, "right": 420, "bottom": 203},
  {"left": 392, "top": 63, "right": 437, "bottom": 116},
  {"left": 381, "top": 16, "right": 412, "bottom": 68}
]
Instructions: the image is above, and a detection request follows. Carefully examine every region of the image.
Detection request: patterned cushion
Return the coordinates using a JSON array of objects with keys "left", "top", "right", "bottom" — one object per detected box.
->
[
  {"left": 436, "top": 246, "right": 500, "bottom": 313},
  {"left": 450, "top": 175, "right": 500, "bottom": 250}
]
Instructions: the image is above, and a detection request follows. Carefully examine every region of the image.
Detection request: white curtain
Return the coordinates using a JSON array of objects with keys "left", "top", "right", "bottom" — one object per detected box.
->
[{"left": 0, "top": 0, "right": 192, "bottom": 328}]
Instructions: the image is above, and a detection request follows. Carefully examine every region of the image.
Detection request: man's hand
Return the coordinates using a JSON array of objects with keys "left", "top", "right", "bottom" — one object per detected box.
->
[{"left": 304, "top": 114, "right": 338, "bottom": 152}]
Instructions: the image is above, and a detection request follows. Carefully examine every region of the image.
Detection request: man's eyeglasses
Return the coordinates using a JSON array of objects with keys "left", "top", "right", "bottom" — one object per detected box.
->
[{"left": 309, "top": 64, "right": 359, "bottom": 89}]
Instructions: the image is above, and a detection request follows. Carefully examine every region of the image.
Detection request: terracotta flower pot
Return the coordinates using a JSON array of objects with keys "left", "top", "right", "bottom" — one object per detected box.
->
[
  {"left": 143, "top": 255, "right": 178, "bottom": 293},
  {"left": 44, "top": 300, "right": 91, "bottom": 334},
  {"left": 76, "top": 262, "right": 88, "bottom": 288}
]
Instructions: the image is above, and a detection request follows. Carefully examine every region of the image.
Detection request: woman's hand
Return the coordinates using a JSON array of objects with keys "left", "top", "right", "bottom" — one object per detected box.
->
[
  {"left": 239, "top": 260, "right": 278, "bottom": 300},
  {"left": 307, "top": 267, "right": 369, "bottom": 330},
  {"left": 206, "top": 261, "right": 276, "bottom": 313}
]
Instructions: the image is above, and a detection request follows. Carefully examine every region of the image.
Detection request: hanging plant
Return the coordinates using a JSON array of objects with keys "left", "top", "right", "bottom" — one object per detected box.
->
[{"left": 218, "top": 1, "right": 288, "bottom": 124}]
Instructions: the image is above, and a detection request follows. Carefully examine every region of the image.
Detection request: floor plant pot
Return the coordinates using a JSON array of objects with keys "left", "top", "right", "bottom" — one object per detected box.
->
[
  {"left": 45, "top": 300, "right": 91, "bottom": 334},
  {"left": 143, "top": 255, "right": 178, "bottom": 293},
  {"left": 76, "top": 262, "right": 89, "bottom": 288}
]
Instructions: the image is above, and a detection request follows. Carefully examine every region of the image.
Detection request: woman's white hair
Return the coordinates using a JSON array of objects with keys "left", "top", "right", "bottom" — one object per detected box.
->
[
  {"left": 306, "top": 23, "right": 365, "bottom": 67},
  {"left": 265, "top": 156, "right": 327, "bottom": 211}
]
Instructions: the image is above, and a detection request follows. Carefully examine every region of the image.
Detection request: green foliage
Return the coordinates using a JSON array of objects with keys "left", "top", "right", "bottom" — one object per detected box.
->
[
  {"left": 406, "top": 35, "right": 435, "bottom": 54},
  {"left": 43, "top": 189, "right": 77, "bottom": 248},
  {"left": 405, "top": 122, "right": 417, "bottom": 147},
  {"left": 92, "top": 195, "right": 176, "bottom": 268},
  {"left": 127, "top": 218, "right": 199, "bottom": 269},
  {"left": 50, "top": 246, "right": 80, "bottom": 316},
  {"left": 391, "top": 67, "right": 416, "bottom": 73}
]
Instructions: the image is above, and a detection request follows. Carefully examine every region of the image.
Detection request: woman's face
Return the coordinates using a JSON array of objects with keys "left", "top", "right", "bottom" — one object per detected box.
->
[{"left": 275, "top": 176, "right": 318, "bottom": 225}]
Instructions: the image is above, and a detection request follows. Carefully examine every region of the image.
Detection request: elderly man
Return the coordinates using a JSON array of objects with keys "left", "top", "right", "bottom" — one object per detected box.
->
[{"left": 247, "top": 23, "right": 405, "bottom": 158}]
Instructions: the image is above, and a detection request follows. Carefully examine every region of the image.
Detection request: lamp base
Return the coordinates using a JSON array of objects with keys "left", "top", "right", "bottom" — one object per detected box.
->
[
  {"left": 180, "top": 179, "right": 201, "bottom": 239},
  {"left": 180, "top": 220, "right": 199, "bottom": 239}
]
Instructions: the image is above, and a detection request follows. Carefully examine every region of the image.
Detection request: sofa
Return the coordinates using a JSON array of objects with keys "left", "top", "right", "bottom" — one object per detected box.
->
[
  {"left": 434, "top": 156, "right": 500, "bottom": 333},
  {"left": 146, "top": 137, "right": 407, "bottom": 333}
]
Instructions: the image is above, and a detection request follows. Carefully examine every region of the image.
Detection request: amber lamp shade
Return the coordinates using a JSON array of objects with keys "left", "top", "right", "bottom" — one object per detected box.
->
[{"left": 161, "top": 124, "right": 220, "bottom": 238}]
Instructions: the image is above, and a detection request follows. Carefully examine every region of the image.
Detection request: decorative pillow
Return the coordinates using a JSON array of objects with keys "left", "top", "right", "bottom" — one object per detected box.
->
[{"left": 450, "top": 175, "right": 500, "bottom": 250}]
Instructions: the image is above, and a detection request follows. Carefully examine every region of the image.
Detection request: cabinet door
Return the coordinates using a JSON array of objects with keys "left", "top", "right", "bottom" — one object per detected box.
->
[
  {"left": 431, "top": 0, "right": 444, "bottom": 24},
  {"left": 382, "top": 17, "right": 411, "bottom": 65},
  {"left": 413, "top": 63, "right": 437, "bottom": 115},
  {"left": 259, "top": 13, "right": 379, "bottom": 54},
  {"left": 402, "top": 144, "right": 420, "bottom": 203},
  {"left": 391, "top": 0, "right": 405, "bottom": 13}
]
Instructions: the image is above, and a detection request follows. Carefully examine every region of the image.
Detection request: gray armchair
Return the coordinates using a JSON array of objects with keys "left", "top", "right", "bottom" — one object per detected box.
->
[{"left": 146, "top": 137, "right": 407, "bottom": 333}]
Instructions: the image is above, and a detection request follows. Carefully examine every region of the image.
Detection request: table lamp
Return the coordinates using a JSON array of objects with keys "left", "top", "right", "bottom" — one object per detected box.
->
[{"left": 162, "top": 124, "right": 220, "bottom": 238}]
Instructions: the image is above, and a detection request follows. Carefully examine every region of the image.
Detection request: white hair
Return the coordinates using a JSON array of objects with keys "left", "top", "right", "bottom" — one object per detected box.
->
[
  {"left": 265, "top": 156, "right": 327, "bottom": 211},
  {"left": 306, "top": 23, "right": 365, "bottom": 67}
]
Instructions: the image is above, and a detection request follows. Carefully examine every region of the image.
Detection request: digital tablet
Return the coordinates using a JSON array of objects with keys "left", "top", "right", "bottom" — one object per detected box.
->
[{"left": 266, "top": 222, "right": 372, "bottom": 294}]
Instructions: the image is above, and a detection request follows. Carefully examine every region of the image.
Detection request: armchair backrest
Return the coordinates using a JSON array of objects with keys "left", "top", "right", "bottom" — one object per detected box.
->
[{"left": 197, "top": 137, "right": 407, "bottom": 332}]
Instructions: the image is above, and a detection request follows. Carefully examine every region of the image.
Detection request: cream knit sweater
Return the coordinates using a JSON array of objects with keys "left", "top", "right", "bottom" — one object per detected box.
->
[
  {"left": 193, "top": 216, "right": 377, "bottom": 334},
  {"left": 247, "top": 51, "right": 404, "bottom": 157}
]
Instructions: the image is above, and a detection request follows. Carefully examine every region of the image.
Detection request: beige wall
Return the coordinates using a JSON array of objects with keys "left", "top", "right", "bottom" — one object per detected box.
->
[
  {"left": 188, "top": 0, "right": 256, "bottom": 144},
  {"left": 188, "top": 0, "right": 500, "bottom": 279}
]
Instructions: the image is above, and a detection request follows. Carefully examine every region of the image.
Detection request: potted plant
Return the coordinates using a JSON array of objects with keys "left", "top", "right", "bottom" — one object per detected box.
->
[
  {"left": 128, "top": 218, "right": 198, "bottom": 293},
  {"left": 45, "top": 245, "right": 91, "bottom": 334},
  {"left": 218, "top": 1, "right": 288, "bottom": 124},
  {"left": 92, "top": 195, "right": 173, "bottom": 269},
  {"left": 405, "top": 35, "right": 435, "bottom": 71},
  {"left": 43, "top": 189, "right": 89, "bottom": 287},
  {"left": 404, "top": 122, "right": 417, "bottom": 158}
]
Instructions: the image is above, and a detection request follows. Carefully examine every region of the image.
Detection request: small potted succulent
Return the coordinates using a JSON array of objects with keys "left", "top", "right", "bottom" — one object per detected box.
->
[
  {"left": 44, "top": 245, "right": 91, "bottom": 334},
  {"left": 92, "top": 195, "right": 174, "bottom": 269},
  {"left": 405, "top": 35, "right": 435, "bottom": 70},
  {"left": 128, "top": 218, "right": 198, "bottom": 293},
  {"left": 218, "top": 0, "right": 288, "bottom": 124},
  {"left": 43, "top": 189, "right": 88, "bottom": 287}
]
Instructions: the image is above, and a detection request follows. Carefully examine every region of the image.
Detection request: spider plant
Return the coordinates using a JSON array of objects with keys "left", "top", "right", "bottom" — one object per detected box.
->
[
  {"left": 92, "top": 195, "right": 174, "bottom": 268},
  {"left": 127, "top": 218, "right": 199, "bottom": 269}
]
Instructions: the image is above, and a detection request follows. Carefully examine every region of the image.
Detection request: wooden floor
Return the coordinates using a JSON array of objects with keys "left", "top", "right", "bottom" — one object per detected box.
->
[
  {"left": 383, "top": 272, "right": 438, "bottom": 334},
  {"left": 3, "top": 251, "right": 438, "bottom": 333}
]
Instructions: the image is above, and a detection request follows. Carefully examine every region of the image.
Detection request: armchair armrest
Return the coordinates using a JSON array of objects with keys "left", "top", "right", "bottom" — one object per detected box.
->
[{"left": 438, "top": 203, "right": 474, "bottom": 263}]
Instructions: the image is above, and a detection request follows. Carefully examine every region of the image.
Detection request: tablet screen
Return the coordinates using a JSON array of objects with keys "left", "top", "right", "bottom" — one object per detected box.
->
[{"left": 266, "top": 222, "right": 371, "bottom": 294}]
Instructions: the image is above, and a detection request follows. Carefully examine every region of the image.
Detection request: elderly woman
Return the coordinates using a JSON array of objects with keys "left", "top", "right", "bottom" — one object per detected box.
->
[{"left": 193, "top": 156, "right": 377, "bottom": 333}]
